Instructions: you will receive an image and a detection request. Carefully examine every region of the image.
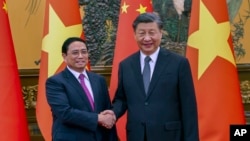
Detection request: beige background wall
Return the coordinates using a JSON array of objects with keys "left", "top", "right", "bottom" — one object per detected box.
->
[{"left": 7, "top": 0, "right": 45, "bottom": 69}]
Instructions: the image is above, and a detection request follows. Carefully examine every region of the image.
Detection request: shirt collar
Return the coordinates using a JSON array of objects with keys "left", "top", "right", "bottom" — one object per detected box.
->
[
  {"left": 67, "top": 66, "right": 89, "bottom": 80},
  {"left": 140, "top": 47, "right": 160, "bottom": 63}
]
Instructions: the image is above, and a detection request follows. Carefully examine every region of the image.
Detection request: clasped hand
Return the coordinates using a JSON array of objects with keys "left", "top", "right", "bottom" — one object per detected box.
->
[{"left": 98, "top": 110, "right": 116, "bottom": 129}]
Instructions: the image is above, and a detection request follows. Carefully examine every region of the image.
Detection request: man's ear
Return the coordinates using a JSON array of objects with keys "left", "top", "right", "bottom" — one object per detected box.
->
[{"left": 62, "top": 53, "right": 67, "bottom": 62}]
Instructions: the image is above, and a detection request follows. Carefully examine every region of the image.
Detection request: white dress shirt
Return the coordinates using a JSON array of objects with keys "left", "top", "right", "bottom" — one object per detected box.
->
[
  {"left": 67, "top": 66, "right": 94, "bottom": 100},
  {"left": 140, "top": 47, "right": 160, "bottom": 80}
]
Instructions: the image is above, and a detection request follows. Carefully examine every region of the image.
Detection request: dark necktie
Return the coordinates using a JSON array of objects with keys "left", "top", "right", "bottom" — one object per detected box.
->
[
  {"left": 143, "top": 56, "right": 151, "bottom": 94},
  {"left": 79, "top": 74, "right": 94, "bottom": 110}
]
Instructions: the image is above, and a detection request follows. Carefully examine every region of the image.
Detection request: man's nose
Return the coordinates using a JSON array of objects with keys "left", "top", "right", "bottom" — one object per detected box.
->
[{"left": 144, "top": 34, "right": 151, "bottom": 41}]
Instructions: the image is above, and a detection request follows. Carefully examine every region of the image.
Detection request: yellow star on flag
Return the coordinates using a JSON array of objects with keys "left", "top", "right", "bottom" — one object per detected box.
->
[
  {"left": 121, "top": 1, "right": 129, "bottom": 13},
  {"left": 42, "top": 5, "right": 82, "bottom": 76},
  {"left": 187, "top": 1, "right": 235, "bottom": 79},
  {"left": 136, "top": 4, "right": 147, "bottom": 14},
  {"left": 2, "top": 1, "right": 7, "bottom": 13}
]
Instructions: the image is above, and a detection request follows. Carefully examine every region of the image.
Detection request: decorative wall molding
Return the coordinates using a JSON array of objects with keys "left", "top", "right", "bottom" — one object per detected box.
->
[
  {"left": 240, "top": 80, "right": 250, "bottom": 104},
  {"left": 19, "top": 66, "right": 250, "bottom": 105},
  {"left": 22, "top": 85, "right": 38, "bottom": 109}
]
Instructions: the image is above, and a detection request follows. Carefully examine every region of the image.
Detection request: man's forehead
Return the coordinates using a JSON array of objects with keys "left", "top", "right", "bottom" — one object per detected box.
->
[{"left": 69, "top": 46, "right": 87, "bottom": 51}]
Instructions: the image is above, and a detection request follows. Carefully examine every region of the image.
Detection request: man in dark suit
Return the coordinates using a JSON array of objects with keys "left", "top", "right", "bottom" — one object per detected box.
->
[
  {"left": 46, "top": 37, "right": 118, "bottom": 141},
  {"left": 103, "top": 12, "right": 199, "bottom": 141}
]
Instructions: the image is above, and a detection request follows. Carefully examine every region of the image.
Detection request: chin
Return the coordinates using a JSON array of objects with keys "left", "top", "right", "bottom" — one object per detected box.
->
[
  {"left": 143, "top": 50, "right": 153, "bottom": 55},
  {"left": 75, "top": 65, "right": 85, "bottom": 69}
]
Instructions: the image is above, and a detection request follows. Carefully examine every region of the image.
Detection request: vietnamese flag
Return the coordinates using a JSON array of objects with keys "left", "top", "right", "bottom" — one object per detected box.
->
[
  {"left": 35, "top": 0, "right": 84, "bottom": 140},
  {"left": 109, "top": 0, "right": 152, "bottom": 140},
  {"left": 0, "top": 0, "right": 30, "bottom": 140},
  {"left": 186, "top": 0, "right": 246, "bottom": 141}
]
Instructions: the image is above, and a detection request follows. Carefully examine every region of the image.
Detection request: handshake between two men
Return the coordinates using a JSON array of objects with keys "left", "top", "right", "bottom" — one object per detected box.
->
[{"left": 98, "top": 110, "right": 116, "bottom": 129}]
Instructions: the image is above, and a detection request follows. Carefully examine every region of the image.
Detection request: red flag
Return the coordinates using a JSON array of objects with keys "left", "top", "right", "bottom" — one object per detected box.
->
[
  {"left": 186, "top": 0, "right": 245, "bottom": 140},
  {"left": 0, "top": 1, "right": 30, "bottom": 140},
  {"left": 109, "top": 0, "right": 152, "bottom": 140},
  {"left": 36, "top": 0, "right": 84, "bottom": 140}
]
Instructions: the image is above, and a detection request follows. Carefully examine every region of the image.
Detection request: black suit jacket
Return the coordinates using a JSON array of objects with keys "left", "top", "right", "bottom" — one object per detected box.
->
[
  {"left": 112, "top": 48, "right": 199, "bottom": 141},
  {"left": 46, "top": 68, "right": 118, "bottom": 141}
]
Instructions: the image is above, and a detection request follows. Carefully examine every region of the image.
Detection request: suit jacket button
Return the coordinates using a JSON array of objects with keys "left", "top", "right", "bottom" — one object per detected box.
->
[{"left": 144, "top": 102, "right": 149, "bottom": 105}]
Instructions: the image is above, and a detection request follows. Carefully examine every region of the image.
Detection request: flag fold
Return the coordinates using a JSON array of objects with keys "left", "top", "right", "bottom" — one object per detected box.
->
[
  {"left": 36, "top": 0, "right": 84, "bottom": 140},
  {"left": 186, "top": 0, "right": 246, "bottom": 141},
  {"left": 0, "top": 0, "right": 30, "bottom": 140},
  {"left": 109, "top": 0, "right": 153, "bottom": 140}
]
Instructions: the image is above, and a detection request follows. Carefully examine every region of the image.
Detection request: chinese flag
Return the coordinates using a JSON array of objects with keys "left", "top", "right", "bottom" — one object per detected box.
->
[
  {"left": 36, "top": 0, "right": 84, "bottom": 140},
  {"left": 186, "top": 0, "right": 245, "bottom": 140},
  {"left": 0, "top": 0, "right": 30, "bottom": 141},
  {"left": 109, "top": 0, "right": 152, "bottom": 140}
]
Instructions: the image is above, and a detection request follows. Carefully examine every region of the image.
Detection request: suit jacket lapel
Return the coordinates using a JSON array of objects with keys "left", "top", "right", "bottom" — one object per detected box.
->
[
  {"left": 130, "top": 52, "right": 145, "bottom": 95},
  {"left": 63, "top": 68, "right": 94, "bottom": 111},
  {"left": 147, "top": 48, "right": 170, "bottom": 99}
]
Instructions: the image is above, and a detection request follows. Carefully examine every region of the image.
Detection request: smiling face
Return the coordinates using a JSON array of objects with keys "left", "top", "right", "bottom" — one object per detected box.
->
[
  {"left": 62, "top": 41, "right": 89, "bottom": 73},
  {"left": 134, "top": 22, "right": 162, "bottom": 56}
]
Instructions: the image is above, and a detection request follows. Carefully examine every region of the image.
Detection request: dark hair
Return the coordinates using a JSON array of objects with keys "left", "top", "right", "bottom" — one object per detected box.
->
[
  {"left": 61, "top": 37, "right": 87, "bottom": 54},
  {"left": 132, "top": 12, "right": 163, "bottom": 32}
]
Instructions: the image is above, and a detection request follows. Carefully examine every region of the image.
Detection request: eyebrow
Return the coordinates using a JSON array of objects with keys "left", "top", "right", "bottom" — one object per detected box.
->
[{"left": 71, "top": 49, "right": 87, "bottom": 51}]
